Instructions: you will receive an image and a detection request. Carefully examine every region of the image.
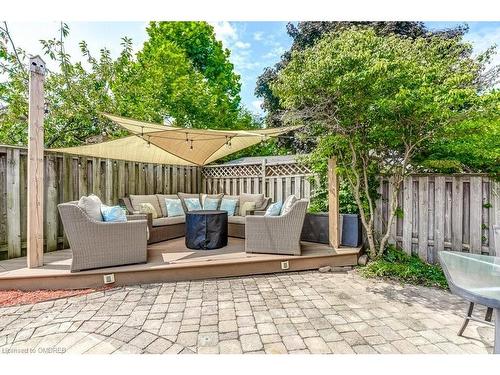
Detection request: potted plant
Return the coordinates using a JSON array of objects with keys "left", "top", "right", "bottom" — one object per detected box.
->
[{"left": 300, "top": 180, "right": 362, "bottom": 246}]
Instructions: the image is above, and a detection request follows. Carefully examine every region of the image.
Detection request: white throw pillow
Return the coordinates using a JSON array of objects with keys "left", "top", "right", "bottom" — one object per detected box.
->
[
  {"left": 280, "top": 195, "right": 298, "bottom": 216},
  {"left": 78, "top": 194, "right": 103, "bottom": 221}
]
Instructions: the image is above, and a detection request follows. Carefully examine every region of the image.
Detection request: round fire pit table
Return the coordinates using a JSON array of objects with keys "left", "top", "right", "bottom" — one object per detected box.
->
[{"left": 185, "top": 210, "right": 228, "bottom": 250}]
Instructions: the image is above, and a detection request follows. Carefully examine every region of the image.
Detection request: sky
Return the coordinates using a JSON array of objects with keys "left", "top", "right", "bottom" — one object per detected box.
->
[{"left": 4, "top": 21, "right": 500, "bottom": 116}]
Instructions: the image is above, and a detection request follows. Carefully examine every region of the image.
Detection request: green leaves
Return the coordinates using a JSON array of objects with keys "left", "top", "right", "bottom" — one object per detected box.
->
[
  {"left": 0, "top": 21, "right": 255, "bottom": 148},
  {"left": 273, "top": 28, "right": 494, "bottom": 171},
  {"left": 133, "top": 21, "right": 244, "bottom": 129},
  {"left": 272, "top": 27, "right": 498, "bottom": 257},
  {"left": 360, "top": 245, "right": 448, "bottom": 289}
]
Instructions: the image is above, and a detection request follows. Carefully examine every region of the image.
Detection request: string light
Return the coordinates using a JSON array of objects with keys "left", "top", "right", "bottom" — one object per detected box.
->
[
  {"left": 185, "top": 132, "right": 189, "bottom": 144},
  {"left": 189, "top": 139, "right": 194, "bottom": 150}
]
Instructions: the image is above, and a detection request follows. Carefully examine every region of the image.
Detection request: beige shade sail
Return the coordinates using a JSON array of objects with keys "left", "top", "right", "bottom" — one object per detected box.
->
[{"left": 50, "top": 113, "right": 302, "bottom": 166}]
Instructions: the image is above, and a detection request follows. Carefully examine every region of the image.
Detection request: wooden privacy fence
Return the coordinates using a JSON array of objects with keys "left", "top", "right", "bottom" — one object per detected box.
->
[
  {"left": 201, "top": 158, "right": 315, "bottom": 202},
  {"left": 0, "top": 145, "right": 201, "bottom": 259},
  {"left": 0, "top": 147, "right": 315, "bottom": 260},
  {"left": 375, "top": 174, "right": 500, "bottom": 263}
]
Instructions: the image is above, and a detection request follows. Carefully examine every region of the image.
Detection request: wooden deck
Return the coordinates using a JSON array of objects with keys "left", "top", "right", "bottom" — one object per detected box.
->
[{"left": 0, "top": 237, "right": 362, "bottom": 290}]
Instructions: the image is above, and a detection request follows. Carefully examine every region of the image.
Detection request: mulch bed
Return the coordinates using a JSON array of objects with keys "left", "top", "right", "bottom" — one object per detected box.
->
[{"left": 0, "top": 288, "right": 107, "bottom": 308}]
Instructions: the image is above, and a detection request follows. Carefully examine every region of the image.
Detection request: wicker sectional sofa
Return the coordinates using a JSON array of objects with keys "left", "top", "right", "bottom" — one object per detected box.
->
[{"left": 121, "top": 193, "right": 271, "bottom": 244}]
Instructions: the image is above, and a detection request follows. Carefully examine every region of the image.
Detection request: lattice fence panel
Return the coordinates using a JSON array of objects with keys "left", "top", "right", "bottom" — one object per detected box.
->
[
  {"left": 266, "top": 163, "right": 312, "bottom": 177},
  {"left": 202, "top": 164, "right": 262, "bottom": 178}
]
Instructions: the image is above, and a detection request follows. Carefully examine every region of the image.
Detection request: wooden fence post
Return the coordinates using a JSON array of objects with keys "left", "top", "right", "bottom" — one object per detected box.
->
[
  {"left": 328, "top": 157, "right": 340, "bottom": 249},
  {"left": 27, "top": 56, "right": 46, "bottom": 268}
]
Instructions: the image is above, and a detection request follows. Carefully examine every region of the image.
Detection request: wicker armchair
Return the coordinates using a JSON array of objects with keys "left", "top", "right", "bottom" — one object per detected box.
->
[
  {"left": 245, "top": 199, "right": 308, "bottom": 256},
  {"left": 58, "top": 202, "right": 148, "bottom": 272}
]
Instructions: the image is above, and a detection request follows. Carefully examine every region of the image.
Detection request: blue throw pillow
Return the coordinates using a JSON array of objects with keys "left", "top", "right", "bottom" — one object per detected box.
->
[
  {"left": 101, "top": 205, "right": 127, "bottom": 222},
  {"left": 185, "top": 197, "right": 202, "bottom": 211},
  {"left": 220, "top": 199, "right": 237, "bottom": 216},
  {"left": 165, "top": 198, "right": 184, "bottom": 217},
  {"left": 203, "top": 197, "right": 220, "bottom": 210},
  {"left": 264, "top": 201, "right": 283, "bottom": 216}
]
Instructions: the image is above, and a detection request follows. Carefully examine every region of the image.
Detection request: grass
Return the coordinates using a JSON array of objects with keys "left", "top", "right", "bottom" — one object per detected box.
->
[{"left": 359, "top": 245, "right": 448, "bottom": 289}]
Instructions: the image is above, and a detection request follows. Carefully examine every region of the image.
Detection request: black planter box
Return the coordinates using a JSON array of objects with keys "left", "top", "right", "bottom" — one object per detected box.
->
[
  {"left": 341, "top": 214, "right": 362, "bottom": 247},
  {"left": 300, "top": 213, "right": 329, "bottom": 244},
  {"left": 301, "top": 212, "right": 362, "bottom": 246}
]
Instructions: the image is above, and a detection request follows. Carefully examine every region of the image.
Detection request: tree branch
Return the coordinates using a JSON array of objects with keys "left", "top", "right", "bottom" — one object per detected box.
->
[{"left": 2, "top": 22, "right": 24, "bottom": 70}]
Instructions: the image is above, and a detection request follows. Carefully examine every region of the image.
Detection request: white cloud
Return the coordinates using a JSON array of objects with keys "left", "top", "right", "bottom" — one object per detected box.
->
[
  {"left": 234, "top": 41, "right": 251, "bottom": 49},
  {"left": 209, "top": 22, "right": 262, "bottom": 74},
  {"left": 252, "top": 99, "right": 263, "bottom": 111},
  {"left": 210, "top": 21, "right": 237, "bottom": 45},
  {"left": 263, "top": 45, "right": 286, "bottom": 60},
  {"left": 253, "top": 32, "right": 264, "bottom": 41},
  {"left": 466, "top": 26, "right": 500, "bottom": 67}
]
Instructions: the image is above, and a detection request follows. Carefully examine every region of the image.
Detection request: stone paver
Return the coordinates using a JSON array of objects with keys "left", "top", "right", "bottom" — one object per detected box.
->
[{"left": 0, "top": 270, "right": 494, "bottom": 354}]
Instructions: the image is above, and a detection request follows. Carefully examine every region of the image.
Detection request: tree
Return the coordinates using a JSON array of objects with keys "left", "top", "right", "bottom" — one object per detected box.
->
[
  {"left": 415, "top": 90, "right": 500, "bottom": 177},
  {"left": 256, "top": 21, "right": 469, "bottom": 131},
  {"left": 0, "top": 21, "right": 255, "bottom": 148},
  {"left": 1, "top": 22, "right": 143, "bottom": 146},
  {"left": 128, "top": 21, "right": 251, "bottom": 129},
  {"left": 271, "top": 28, "right": 497, "bottom": 258}
]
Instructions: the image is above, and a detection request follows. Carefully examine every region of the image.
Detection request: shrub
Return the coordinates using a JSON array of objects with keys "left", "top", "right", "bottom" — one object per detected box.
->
[{"left": 359, "top": 245, "right": 448, "bottom": 289}]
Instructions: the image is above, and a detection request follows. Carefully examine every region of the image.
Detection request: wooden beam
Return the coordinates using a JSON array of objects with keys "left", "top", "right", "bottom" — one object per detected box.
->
[
  {"left": 328, "top": 157, "right": 340, "bottom": 249},
  {"left": 27, "top": 56, "right": 46, "bottom": 268}
]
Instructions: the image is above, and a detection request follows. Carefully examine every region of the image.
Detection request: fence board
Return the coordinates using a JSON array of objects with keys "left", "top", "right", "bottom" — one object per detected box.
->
[
  {"left": 45, "top": 155, "right": 58, "bottom": 252},
  {"left": 6, "top": 148, "right": 21, "bottom": 258},
  {"left": 0, "top": 154, "right": 6, "bottom": 247},
  {"left": 78, "top": 157, "right": 88, "bottom": 197},
  {"left": 20, "top": 155, "right": 27, "bottom": 245},
  {"left": 402, "top": 177, "right": 412, "bottom": 255},
  {"left": 452, "top": 177, "right": 463, "bottom": 252},
  {"left": 0, "top": 145, "right": 203, "bottom": 259},
  {"left": 489, "top": 181, "right": 500, "bottom": 256},
  {"left": 387, "top": 178, "right": 397, "bottom": 245},
  {"left": 469, "top": 177, "right": 482, "bottom": 253},
  {"left": 444, "top": 181, "right": 452, "bottom": 243},
  {"left": 434, "top": 176, "right": 445, "bottom": 260},
  {"left": 418, "top": 177, "right": 428, "bottom": 260},
  {"left": 117, "top": 161, "right": 125, "bottom": 198},
  {"left": 104, "top": 160, "right": 113, "bottom": 205},
  {"left": 92, "top": 158, "right": 100, "bottom": 196},
  {"left": 377, "top": 174, "right": 497, "bottom": 262}
]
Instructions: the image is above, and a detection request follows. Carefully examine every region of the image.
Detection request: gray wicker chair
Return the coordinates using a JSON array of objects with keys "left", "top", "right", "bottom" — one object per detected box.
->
[
  {"left": 245, "top": 199, "right": 308, "bottom": 256},
  {"left": 58, "top": 202, "right": 148, "bottom": 272}
]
